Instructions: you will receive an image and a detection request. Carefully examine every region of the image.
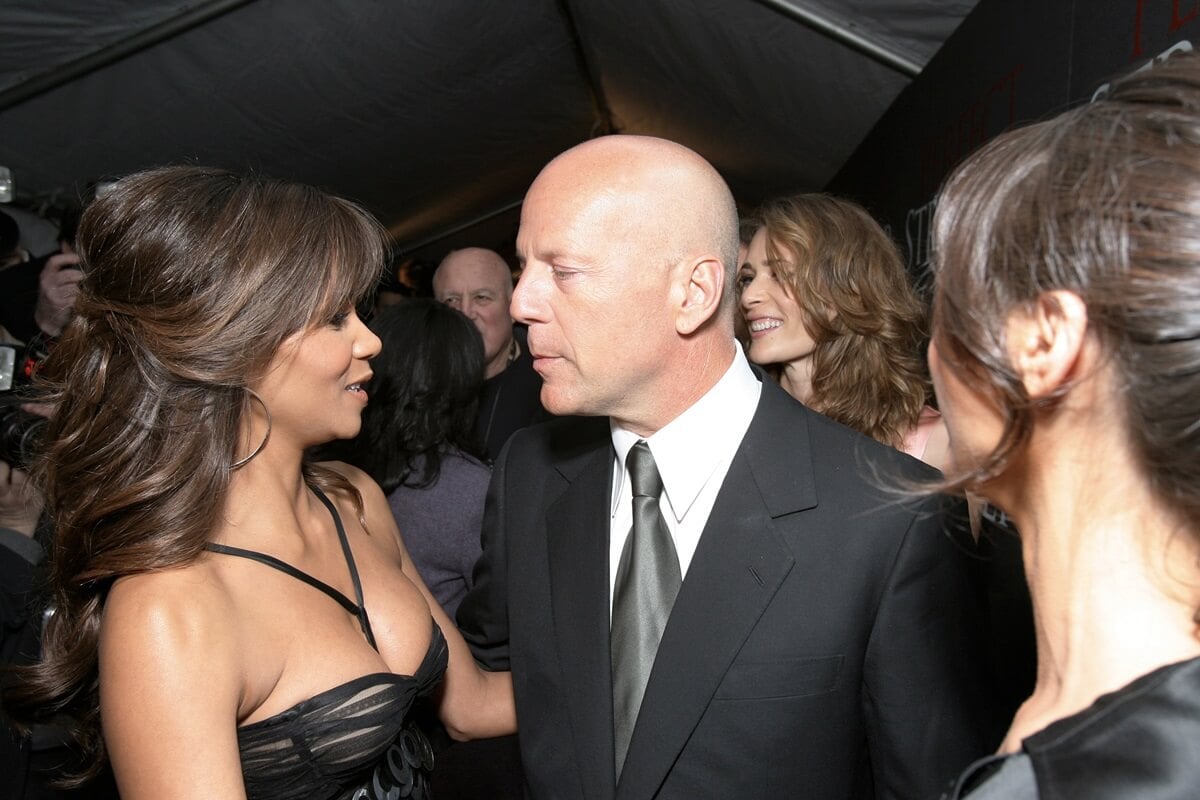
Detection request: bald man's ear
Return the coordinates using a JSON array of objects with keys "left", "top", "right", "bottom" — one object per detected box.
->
[{"left": 674, "top": 256, "right": 725, "bottom": 336}]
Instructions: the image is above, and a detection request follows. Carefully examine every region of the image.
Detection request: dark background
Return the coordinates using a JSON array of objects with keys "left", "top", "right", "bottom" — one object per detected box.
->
[
  {"left": 0, "top": 0, "right": 1185, "bottom": 280},
  {"left": 831, "top": 0, "right": 1198, "bottom": 278}
]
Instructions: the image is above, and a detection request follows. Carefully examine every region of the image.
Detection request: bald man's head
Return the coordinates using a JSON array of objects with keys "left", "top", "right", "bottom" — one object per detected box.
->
[
  {"left": 512, "top": 135, "right": 740, "bottom": 434},
  {"left": 532, "top": 137, "right": 740, "bottom": 297},
  {"left": 434, "top": 247, "right": 515, "bottom": 378}
]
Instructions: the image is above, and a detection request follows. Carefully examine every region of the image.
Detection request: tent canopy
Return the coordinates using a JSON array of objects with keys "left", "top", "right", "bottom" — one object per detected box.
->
[{"left": 0, "top": 0, "right": 976, "bottom": 263}]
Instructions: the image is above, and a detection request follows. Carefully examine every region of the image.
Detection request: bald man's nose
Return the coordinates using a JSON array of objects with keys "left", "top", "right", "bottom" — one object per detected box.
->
[{"left": 511, "top": 272, "right": 537, "bottom": 323}]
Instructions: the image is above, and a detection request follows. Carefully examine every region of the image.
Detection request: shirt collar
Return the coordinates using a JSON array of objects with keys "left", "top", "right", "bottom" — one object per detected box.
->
[{"left": 610, "top": 347, "right": 760, "bottom": 520}]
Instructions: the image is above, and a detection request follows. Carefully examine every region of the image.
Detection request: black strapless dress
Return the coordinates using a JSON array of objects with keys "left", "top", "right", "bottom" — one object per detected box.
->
[{"left": 204, "top": 487, "right": 448, "bottom": 799}]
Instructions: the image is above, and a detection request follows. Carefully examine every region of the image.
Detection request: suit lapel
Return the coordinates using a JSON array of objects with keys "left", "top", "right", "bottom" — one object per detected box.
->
[
  {"left": 615, "top": 383, "right": 818, "bottom": 799},
  {"left": 547, "top": 439, "right": 618, "bottom": 800}
]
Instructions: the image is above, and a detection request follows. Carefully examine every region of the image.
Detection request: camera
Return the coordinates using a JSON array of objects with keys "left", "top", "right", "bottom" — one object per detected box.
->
[{"left": 0, "top": 339, "right": 50, "bottom": 470}]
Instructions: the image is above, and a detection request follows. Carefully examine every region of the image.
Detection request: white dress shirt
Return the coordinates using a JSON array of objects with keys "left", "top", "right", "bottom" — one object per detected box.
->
[{"left": 609, "top": 347, "right": 761, "bottom": 614}]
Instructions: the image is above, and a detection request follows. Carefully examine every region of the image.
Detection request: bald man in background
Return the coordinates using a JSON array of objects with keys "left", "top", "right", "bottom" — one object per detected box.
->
[
  {"left": 456, "top": 136, "right": 998, "bottom": 799},
  {"left": 433, "top": 247, "right": 546, "bottom": 460},
  {"left": 432, "top": 249, "right": 538, "bottom": 798}
]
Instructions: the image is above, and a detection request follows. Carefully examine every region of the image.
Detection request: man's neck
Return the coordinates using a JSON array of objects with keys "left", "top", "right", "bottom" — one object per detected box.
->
[
  {"left": 485, "top": 336, "right": 517, "bottom": 379},
  {"left": 612, "top": 339, "right": 741, "bottom": 437}
]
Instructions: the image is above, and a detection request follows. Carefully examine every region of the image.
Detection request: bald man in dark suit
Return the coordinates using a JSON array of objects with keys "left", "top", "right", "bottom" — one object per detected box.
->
[{"left": 457, "top": 135, "right": 999, "bottom": 800}]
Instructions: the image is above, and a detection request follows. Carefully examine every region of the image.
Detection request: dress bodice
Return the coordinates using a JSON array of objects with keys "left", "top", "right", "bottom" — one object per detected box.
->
[
  {"left": 202, "top": 485, "right": 448, "bottom": 799},
  {"left": 235, "top": 625, "right": 447, "bottom": 800}
]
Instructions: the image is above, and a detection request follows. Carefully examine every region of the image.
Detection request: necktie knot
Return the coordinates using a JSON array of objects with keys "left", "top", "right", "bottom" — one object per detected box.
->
[{"left": 627, "top": 440, "right": 663, "bottom": 499}]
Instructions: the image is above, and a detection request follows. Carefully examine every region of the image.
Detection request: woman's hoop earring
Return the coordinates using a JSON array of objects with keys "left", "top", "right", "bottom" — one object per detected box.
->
[{"left": 231, "top": 388, "right": 272, "bottom": 470}]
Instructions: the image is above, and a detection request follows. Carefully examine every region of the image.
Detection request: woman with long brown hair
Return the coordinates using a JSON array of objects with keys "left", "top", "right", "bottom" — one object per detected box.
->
[
  {"left": 3, "top": 166, "right": 514, "bottom": 799},
  {"left": 737, "top": 193, "right": 949, "bottom": 468},
  {"left": 932, "top": 54, "right": 1200, "bottom": 797}
]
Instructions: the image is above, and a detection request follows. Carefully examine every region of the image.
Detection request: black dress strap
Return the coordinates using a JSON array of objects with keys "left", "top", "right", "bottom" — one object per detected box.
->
[
  {"left": 203, "top": 486, "right": 378, "bottom": 649},
  {"left": 311, "top": 486, "right": 377, "bottom": 649}
]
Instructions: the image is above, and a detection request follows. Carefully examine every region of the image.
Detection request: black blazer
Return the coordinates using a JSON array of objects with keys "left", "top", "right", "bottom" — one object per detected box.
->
[{"left": 458, "top": 378, "right": 998, "bottom": 800}]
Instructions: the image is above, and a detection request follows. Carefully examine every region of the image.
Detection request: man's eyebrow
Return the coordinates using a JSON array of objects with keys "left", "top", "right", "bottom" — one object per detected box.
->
[{"left": 517, "top": 247, "right": 571, "bottom": 267}]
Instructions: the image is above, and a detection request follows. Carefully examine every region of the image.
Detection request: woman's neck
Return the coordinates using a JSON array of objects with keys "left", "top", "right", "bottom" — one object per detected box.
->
[
  {"left": 219, "top": 442, "right": 315, "bottom": 541},
  {"left": 777, "top": 357, "right": 815, "bottom": 405},
  {"left": 998, "top": 437, "right": 1200, "bottom": 751}
]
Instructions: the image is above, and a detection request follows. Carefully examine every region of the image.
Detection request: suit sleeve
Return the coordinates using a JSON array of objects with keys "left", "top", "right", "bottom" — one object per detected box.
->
[
  {"left": 862, "top": 495, "right": 1000, "bottom": 800},
  {"left": 455, "top": 435, "right": 514, "bottom": 671}
]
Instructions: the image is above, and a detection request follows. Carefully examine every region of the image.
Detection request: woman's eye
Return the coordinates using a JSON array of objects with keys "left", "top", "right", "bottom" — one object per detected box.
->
[{"left": 329, "top": 310, "right": 351, "bottom": 328}]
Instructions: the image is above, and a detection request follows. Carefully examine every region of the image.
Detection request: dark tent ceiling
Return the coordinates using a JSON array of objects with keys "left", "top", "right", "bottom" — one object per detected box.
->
[{"left": 0, "top": 0, "right": 977, "bottom": 264}]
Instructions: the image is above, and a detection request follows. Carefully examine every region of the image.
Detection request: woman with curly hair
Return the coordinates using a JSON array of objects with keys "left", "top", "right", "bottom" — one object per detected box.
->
[
  {"left": 2, "top": 166, "right": 514, "bottom": 799},
  {"left": 933, "top": 54, "right": 1200, "bottom": 797},
  {"left": 737, "top": 193, "right": 948, "bottom": 468},
  {"left": 318, "top": 298, "right": 489, "bottom": 619}
]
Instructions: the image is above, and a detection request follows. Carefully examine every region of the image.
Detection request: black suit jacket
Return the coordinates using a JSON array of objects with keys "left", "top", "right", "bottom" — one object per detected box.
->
[{"left": 458, "top": 378, "right": 997, "bottom": 800}]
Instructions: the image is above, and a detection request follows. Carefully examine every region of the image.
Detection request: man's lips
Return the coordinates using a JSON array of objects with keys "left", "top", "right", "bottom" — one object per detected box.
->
[{"left": 529, "top": 352, "right": 558, "bottom": 373}]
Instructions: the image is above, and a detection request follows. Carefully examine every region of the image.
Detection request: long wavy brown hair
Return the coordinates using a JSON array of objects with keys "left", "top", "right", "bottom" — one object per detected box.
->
[
  {"left": 744, "top": 193, "right": 931, "bottom": 448},
  {"left": 2, "top": 166, "right": 387, "bottom": 782},
  {"left": 930, "top": 52, "right": 1200, "bottom": 595}
]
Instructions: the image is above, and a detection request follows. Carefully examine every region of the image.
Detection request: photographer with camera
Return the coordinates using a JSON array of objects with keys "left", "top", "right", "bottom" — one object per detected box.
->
[
  {"left": 0, "top": 208, "right": 82, "bottom": 347},
  {"left": 1, "top": 204, "right": 77, "bottom": 502},
  {"left": 0, "top": 263, "right": 51, "bottom": 666},
  {"left": 1, "top": 355, "right": 111, "bottom": 800},
  {"left": 32, "top": 249, "right": 83, "bottom": 341},
  {"left": 2, "top": 209, "right": 100, "bottom": 798},
  {"left": 0, "top": 412, "right": 86, "bottom": 800},
  {"left": 1, "top": 460, "right": 44, "bottom": 791},
  {"left": 0, "top": 459, "right": 43, "bottom": 656}
]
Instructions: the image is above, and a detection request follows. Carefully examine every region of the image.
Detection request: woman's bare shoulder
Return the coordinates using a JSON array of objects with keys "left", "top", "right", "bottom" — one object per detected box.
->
[
  {"left": 319, "top": 459, "right": 379, "bottom": 494},
  {"left": 315, "top": 460, "right": 403, "bottom": 554},
  {"left": 102, "top": 562, "right": 238, "bottom": 663},
  {"left": 100, "top": 564, "right": 247, "bottom": 797}
]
